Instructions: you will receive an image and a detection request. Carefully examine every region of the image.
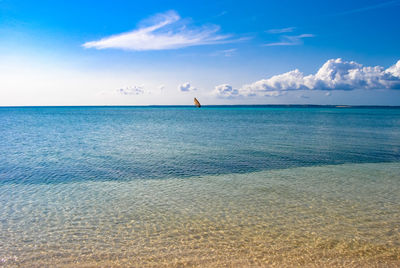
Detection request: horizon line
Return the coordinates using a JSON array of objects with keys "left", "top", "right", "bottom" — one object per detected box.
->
[{"left": 1, "top": 104, "right": 400, "bottom": 108}]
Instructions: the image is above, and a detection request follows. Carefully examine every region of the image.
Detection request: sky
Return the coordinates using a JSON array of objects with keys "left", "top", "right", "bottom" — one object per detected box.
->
[{"left": 0, "top": 0, "right": 400, "bottom": 106}]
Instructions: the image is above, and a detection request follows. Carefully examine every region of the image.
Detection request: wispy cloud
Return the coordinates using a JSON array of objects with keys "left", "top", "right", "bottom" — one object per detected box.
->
[
  {"left": 213, "top": 59, "right": 400, "bottom": 98},
  {"left": 83, "top": 10, "right": 235, "bottom": 51},
  {"left": 211, "top": 48, "right": 237, "bottom": 57},
  {"left": 333, "top": 0, "right": 400, "bottom": 16},
  {"left": 264, "top": 34, "right": 314, "bottom": 46},
  {"left": 99, "top": 86, "right": 146, "bottom": 97},
  {"left": 117, "top": 86, "right": 144, "bottom": 95},
  {"left": 210, "top": 10, "right": 228, "bottom": 19},
  {"left": 266, "top": 27, "right": 296, "bottom": 34}
]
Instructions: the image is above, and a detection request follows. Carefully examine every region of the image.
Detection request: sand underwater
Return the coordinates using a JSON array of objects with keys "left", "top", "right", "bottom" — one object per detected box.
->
[{"left": 1, "top": 106, "right": 399, "bottom": 267}]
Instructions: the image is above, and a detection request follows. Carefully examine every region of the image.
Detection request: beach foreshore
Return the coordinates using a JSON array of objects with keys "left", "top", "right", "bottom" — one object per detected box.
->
[{"left": 1, "top": 162, "right": 400, "bottom": 267}]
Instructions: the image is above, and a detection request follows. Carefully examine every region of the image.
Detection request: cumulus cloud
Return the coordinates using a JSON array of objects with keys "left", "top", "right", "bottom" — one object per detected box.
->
[
  {"left": 179, "top": 82, "right": 197, "bottom": 92},
  {"left": 212, "top": 84, "right": 239, "bottom": 98},
  {"left": 387, "top": 60, "right": 400, "bottom": 77},
  {"left": 213, "top": 58, "right": 400, "bottom": 98},
  {"left": 212, "top": 84, "right": 284, "bottom": 98},
  {"left": 83, "top": 10, "right": 235, "bottom": 51},
  {"left": 264, "top": 34, "right": 314, "bottom": 46}
]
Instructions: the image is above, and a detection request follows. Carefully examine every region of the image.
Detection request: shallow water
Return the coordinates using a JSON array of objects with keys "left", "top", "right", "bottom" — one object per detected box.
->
[
  {"left": 1, "top": 162, "right": 400, "bottom": 267},
  {"left": 0, "top": 106, "right": 400, "bottom": 267}
]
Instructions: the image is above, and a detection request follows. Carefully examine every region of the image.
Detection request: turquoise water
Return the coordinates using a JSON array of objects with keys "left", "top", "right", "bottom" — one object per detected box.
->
[{"left": 1, "top": 106, "right": 400, "bottom": 266}]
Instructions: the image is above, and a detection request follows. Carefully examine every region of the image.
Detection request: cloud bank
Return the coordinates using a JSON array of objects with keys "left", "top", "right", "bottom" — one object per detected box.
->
[
  {"left": 83, "top": 10, "right": 233, "bottom": 51},
  {"left": 213, "top": 58, "right": 400, "bottom": 98},
  {"left": 178, "top": 82, "right": 197, "bottom": 92}
]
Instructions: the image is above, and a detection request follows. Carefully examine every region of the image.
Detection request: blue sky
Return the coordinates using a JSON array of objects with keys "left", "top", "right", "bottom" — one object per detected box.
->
[{"left": 0, "top": 0, "right": 400, "bottom": 105}]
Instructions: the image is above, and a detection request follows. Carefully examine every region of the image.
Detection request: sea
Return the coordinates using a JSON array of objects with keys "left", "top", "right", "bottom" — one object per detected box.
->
[{"left": 0, "top": 106, "right": 399, "bottom": 267}]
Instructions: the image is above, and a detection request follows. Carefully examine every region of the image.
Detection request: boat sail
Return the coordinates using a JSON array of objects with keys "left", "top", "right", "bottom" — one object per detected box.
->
[{"left": 194, "top": 97, "right": 201, "bottom": 108}]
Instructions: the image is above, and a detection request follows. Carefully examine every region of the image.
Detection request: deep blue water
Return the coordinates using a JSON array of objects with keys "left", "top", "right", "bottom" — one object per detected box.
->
[{"left": 1, "top": 106, "right": 400, "bottom": 184}]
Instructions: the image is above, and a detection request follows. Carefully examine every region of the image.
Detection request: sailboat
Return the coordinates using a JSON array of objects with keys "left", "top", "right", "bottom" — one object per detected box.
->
[{"left": 194, "top": 97, "right": 201, "bottom": 108}]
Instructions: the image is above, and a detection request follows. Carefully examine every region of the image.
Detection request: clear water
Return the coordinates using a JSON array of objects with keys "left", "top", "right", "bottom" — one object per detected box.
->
[{"left": 1, "top": 106, "right": 400, "bottom": 267}]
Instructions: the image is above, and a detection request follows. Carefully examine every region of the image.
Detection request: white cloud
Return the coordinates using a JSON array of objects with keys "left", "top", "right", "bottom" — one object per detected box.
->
[
  {"left": 178, "top": 82, "right": 197, "bottom": 92},
  {"left": 213, "top": 84, "right": 283, "bottom": 98},
  {"left": 264, "top": 34, "right": 314, "bottom": 46},
  {"left": 243, "top": 69, "right": 308, "bottom": 92},
  {"left": 266, "top": 27, "right": 296, "bottom": 34},
  {"left": 386, "top": 59, "right": 400, "bottom": 77},
  {"left": 97, "top": 85, "right": 146, "bottom": 99},
  {"left": 116, "top": 86, "right": 144, "bottom": 95},
  {"left": 83, "top": 10, "right": 234, "bottom": 51},
  {"left": 244, "top": 58, "right": 400, "bottom": 92},
  {"left": 212, "top": 84, "right": 239, "bottom": 98},
  {"left": 213, "top": 58, "right": 400, "bottom": 98}
]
